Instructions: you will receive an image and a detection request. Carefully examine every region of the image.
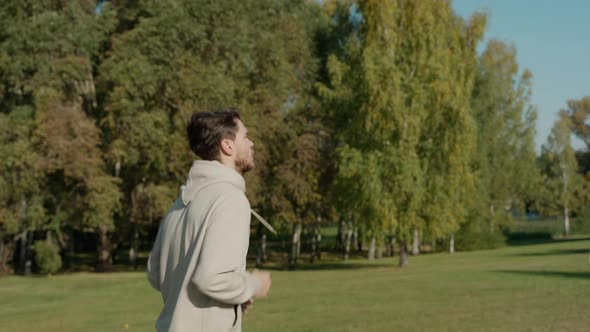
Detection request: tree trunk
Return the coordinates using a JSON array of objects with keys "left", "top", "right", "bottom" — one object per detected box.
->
[
  {"left": 489, "top": 204, "right": 495, "bottom": 233},
  {"left": 17, "top": 197, "right": 30, "bottom": 275},
  {"left": 399, "top": 241, "right": 408, "bottom": 267},
  {"left": 387, "top": 235, "right": 396, "bottom": 257},
  {"left": 310, "top": 212, "right": 321, "bottom": 263},
  {"left": 256, "top": 224, "right": 267, "bottom": 267},
  {"left": 376, "top": 233, "right": 384, "bottom": 259},
  {"left": 354, "top": 226, "right": 362, "bottom": 253},
  {"left": 310, "top": 226, "right": 322, "bottom": 263},
  {"left": 564, "top": 206, "right": 570, "bottom": 238},
  {"left": 289, "top": 223, "right": 302, "bottom": 268},
  {"left": 412, "top": 228, "right": 420, "bottom": 256},
  {"left": 297, "top": 223, "right": 302, "bottom": 259},
  {"left": 337, "top": 218, "right": 345, "bottom": 251},
  {"left": 344, "top": 223, "right": 353, "bottom": 260},
  {"left": 129, "top": 223, "right": 139, "bottom": 270},
  {"left": 561, "top": 164, "right": 569, "bottom": 238},
  {"left": 0, "top": 237, "right": 12, "bottom": 275},
  {"left": 368, "top": 234, "right": 376, "bottom": 260},
  {"left": 18, "top": 230, "right": 27, "bottom": 274},
  {"left": 315, "top": 215, "right": 322, "bottom": 261},
  {"left": 67, "top": 229, "right": 75, "bottom": 269},
  {"left": 310, "top": 228, "right": 317, "bottom": 264},
  {"left": 18, "top": 230, "right": 31, "bottom": 275},
  {"left": 449, "top": 233, "right": 455, "bottom": 254},
  {"left": 431, "top": 239, "right": 437, "bottom": 252},
  {"left": 0, "top": 240, "right": 4, "bottom": 274},
  {"left": 115, "top": 160, "right": 121, "bottom": 177},
  {"left": 96, "top": 224, "right": 113, "bottom": 272}
]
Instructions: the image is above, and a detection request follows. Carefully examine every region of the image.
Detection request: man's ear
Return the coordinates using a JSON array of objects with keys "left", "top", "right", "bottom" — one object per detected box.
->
[{"left": 220, "top": 138, "right": 234, "bottom": 156}]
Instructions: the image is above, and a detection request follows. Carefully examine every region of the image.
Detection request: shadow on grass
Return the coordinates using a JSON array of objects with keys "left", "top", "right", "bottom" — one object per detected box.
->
[
  {"left": 511, "top": 248, "right": 590, "bottom": 257},
  {"left": 495, "top": 270, "right": 590, "bottom": 280},
  {"left": 507, "top": 235, "right": 590, "bottom": 246},
  {"left": 260, "top": 262, "right": 393, "bottom": 271}
]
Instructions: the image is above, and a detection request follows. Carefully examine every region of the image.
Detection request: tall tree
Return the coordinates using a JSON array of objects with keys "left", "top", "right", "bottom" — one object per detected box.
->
[
  {"left": 467, "top": 39, "right": 539, "bottom": 240},
  {"left": 0, "top": 108, "right": 44, "bottom": 274},
  {"left": 407, "top": 1, "right": 486, "bottom": 255},
  {"left": 539, "top": 114, "right": 585, "bottom": 238},
  {"left": 318, "top": 0, "right": 486, "bottom": 265},
  {"left": 0, "top": 0, "right": 119, "bottom": 272},
  {"left": 561, "top": 96, "right": 590, "bottom": 150},
  {"left": 101, "top": 0, "right": 323, "bottom": 270}
]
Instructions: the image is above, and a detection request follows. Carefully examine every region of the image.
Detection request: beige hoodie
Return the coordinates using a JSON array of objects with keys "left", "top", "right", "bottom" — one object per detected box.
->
[{"left": 147, "top": 160, "right": 260, "bottom": 332}]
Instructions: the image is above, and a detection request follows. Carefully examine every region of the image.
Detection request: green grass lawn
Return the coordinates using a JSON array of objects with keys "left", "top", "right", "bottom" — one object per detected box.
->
[{"left": 1, "top": 238, "right": 589, "bottom": 332}]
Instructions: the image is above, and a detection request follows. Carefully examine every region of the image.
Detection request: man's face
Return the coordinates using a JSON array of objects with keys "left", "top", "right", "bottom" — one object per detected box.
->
[{"left": 233, "top": 119, "right": 254, "bottom": 174}]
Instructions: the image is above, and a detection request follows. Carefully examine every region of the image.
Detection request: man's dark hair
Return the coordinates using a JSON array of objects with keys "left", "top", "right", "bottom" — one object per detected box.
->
[{"left": 187, "top": 109, "right": 241, "bottom": 161}]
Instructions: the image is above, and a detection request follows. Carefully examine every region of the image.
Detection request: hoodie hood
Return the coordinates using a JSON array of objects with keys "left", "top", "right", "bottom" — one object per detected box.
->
[{"left": 181, "top": 160, "right": 245, "bottom": 206}]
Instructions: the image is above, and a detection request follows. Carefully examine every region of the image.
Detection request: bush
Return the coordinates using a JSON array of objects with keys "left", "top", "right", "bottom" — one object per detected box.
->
[
  {"left": 454, "top": 228, "right": 506, "bottom": 251},
  {"left": 506, "top": 219, "right": 560, "bottom": 244},
  {"left": 33, "top": 239, "right": 62, "bottom": 275},
  {"left": 571, "top": 207, "right": 590, "bottom": 235}
]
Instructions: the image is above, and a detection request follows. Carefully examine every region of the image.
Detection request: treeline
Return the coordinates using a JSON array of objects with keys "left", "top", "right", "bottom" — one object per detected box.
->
[{"left": 1, "top": 0, "right": 588, "bottom": 275}]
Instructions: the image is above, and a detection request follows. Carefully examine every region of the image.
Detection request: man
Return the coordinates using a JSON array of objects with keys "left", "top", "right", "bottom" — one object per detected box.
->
[{"left": 147, "top": 109, "right": 272, "bottom": 332}]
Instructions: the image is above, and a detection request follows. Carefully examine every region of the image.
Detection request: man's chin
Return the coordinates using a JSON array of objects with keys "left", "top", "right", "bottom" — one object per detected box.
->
[{"left": 235, "top": 159, "right": 255, "bottom": 174}]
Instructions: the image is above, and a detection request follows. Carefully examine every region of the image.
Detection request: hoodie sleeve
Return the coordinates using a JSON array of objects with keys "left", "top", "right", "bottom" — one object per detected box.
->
[
  {"left": 191, "top": 192, "right": 260, "bottom": 305},
  {"left": 146, "top": 221, "right": 164, "bottom": 292}
]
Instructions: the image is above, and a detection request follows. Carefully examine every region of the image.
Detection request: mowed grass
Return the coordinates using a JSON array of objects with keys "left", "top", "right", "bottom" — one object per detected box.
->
[{"left": 1, "top": 239, "right": 589, "bottom": 332}]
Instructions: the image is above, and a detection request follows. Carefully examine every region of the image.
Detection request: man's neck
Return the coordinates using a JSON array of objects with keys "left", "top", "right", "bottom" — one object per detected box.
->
[{"left": 218, "top": 156, "right": 240, "bottom": 174}]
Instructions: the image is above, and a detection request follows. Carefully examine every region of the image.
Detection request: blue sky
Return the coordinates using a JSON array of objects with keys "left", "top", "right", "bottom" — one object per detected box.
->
[{"left": 452, "top": 0, "right": 590, "bottom": 153}]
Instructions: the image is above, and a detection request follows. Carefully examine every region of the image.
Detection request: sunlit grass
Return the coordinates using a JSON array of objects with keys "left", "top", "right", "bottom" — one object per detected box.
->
[{"left": 1, "top": 238, "right": 589, "bottom": 332}]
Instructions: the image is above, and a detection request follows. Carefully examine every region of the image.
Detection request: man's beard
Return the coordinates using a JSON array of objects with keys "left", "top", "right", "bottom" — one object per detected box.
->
[{"left": 235, "top": 155, "right": 254, "bottom": 174}]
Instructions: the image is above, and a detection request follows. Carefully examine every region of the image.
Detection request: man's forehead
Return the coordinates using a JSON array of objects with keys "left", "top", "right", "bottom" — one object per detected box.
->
[{"left": 236, "top": 119, "right": 247, "bottom": 132}]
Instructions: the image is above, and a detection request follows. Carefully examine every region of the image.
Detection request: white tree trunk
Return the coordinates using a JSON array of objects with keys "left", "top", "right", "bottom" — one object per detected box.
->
[
  {"left": 18, "top": 230, "right": 31, "bottom": 275},
  {"left": 399, "top": 241, "right": 408, "bottom": 267},
  {"left": 561, "top": 160, "right": 569, "bottom": 238},
  {"left": 129, "top": 223, "right": 139, "bottom": 270},
  {"left": 353, "top": 226, "right": 360, "bottom": 252},
  {"left": 344, "top": 223, "right": 353, "bottom": 260},
  {"left": 311, "top": 214, "right": 322, "bottom": 263},
  {"left": 376, "top": 233, "right": 384, "bottom": 259},
  {"left": 449, "top": 233, "right": 455, "bottom": 254},
  {"left": 97, "top": 223, "right": 113, "bottom": 272},
  {"left": 489, "top": 204, "right": 495, "bottom": 233},
  {"left": 261, "top": 232, "right": 267, "bottom": 261},
  {"left": 368, "top": 235, "right": 376, "bottom": 260},
  {"left": 290, "top": 223, "right": 302, "bottom": 267},
  {"left": 564, "top": 206, "right": 570, "bottom": 238},
  {"left": 115, "top": 160, "right": 121, "bottom": 177},
  {"left": 412, "top": 228, "right": 420, "bottom": 255},
  {"left": 0, "top": 240, "right": 4, "bottom": 274},
  {"left": 256, "top": 228, "right": 267, "bottom": 267},
  {"left": 388, "top": 235, "right": 396, "bottom": 257},
  {"left": 337, "top": 219, "right": 345, "bottom": 250},
  {"left": 316, "top": 229, "right": 322, "bottom": 260}
]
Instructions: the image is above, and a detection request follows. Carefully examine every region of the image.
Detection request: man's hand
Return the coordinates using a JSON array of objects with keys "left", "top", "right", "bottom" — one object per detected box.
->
[
  {"left": 252, "top": 269, "right": 271, "bottom": 299},
  {"left": 241, "top": 299, "right": 254, "bottom": 314}
]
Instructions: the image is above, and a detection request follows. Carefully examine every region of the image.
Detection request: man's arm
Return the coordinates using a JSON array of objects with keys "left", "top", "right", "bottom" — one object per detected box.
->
[{"left": 191, "top": 193, "right": 260, "bottom": 305}]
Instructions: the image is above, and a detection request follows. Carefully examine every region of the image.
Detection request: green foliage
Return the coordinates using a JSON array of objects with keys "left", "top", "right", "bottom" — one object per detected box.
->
[
  {"left": 538, "top": 114, "right": 586, "bottom": 219},
  {"left": 571, "top": 207, "right": 590, "bottom": 235},
  {"left": 454, "top": 220, "right": 507, "bottom": 251},
  {"left": 561, "top": 96, "right": 590, "bottom": 150},
  {"left": 1, "top": 0, "right": 588, "bottom": 273},
  {"left": 468, "top": 39, "right": 540, "bottom": 232},
  {"left": 319, "top": 1, "right": 486, "bottom": 258},
  {"left": 33, "top": 238, "right": 62, "bottom": 275}
]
